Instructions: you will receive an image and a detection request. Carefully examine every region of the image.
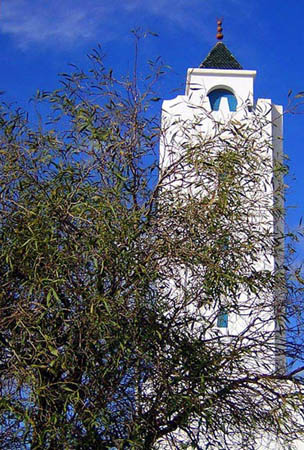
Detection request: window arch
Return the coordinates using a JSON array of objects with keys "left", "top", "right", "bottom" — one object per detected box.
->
[{"left": 208, "top": 88, "right": 237, "bottom": 112}]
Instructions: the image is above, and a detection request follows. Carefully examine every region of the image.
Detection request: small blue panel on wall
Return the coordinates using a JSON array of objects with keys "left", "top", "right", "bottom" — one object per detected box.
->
[{"left": 217, "top": 310, "right": 228, "bottom": 328}]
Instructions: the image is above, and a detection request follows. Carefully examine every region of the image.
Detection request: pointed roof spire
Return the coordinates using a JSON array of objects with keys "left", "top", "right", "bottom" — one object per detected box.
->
[{"left": 199, "top": 19, "right": 243, "bottom": 70}]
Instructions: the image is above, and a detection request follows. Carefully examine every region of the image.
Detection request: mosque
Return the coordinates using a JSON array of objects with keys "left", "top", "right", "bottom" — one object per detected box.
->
[{"left": 158, "top": 20, "right": 304, "bottom": 449}]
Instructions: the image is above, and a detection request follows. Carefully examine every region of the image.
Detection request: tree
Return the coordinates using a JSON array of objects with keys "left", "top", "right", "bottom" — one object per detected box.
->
[{"left": 0, "top": 42, "right": 304, "bottom": 449}]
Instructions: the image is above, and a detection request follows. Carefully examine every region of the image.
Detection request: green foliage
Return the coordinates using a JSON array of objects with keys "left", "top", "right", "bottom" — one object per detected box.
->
[{"left": 0, "top": 45, "right": 303, "bottom": 450}]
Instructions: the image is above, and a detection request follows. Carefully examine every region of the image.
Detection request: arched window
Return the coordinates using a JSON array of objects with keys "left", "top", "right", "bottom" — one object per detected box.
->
[{"left": 208, "top": 88, "right": 237, "bottom": 112}]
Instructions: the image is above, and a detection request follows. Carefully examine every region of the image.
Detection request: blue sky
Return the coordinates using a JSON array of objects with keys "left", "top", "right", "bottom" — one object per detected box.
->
[{"left": 0, "top": 0, "right": 304, "bottom": 241}]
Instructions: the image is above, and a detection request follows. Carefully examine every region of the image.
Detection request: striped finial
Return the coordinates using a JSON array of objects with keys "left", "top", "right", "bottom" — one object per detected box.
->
[{"left": 216, "top": 18, "right": 223, "bottom": 40}]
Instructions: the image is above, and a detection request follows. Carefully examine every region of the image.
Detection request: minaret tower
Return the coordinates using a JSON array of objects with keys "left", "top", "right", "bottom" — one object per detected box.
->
[{"left": 159, "top": 20, "right": 284, "bottom": 373}]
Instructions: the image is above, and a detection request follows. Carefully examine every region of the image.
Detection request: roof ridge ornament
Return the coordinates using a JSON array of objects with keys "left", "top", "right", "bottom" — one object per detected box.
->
[
  {"left": 199, "top": 19, "right": 243, "bottom": 69},
  {"left": 216, "top": 18, "right": 223, "bottom": 41}
]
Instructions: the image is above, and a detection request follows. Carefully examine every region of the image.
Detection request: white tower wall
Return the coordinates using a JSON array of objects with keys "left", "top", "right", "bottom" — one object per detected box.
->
[
  {"left": 157, "top": 57, "right": 296, "bottom": 448},
  {"left": 160, "top": 68, "right": 283, "bottom": 360}
]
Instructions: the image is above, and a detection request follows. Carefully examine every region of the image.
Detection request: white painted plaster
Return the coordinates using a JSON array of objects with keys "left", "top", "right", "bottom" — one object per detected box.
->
[{"left": 158, "top": 63, "right": 303, "bottom": 449}]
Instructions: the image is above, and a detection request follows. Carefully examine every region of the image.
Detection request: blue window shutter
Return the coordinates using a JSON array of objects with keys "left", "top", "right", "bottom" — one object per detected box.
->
[
  {"left": 217, "top": 310, "right": 228, "bottom": 328},
  {"left": 208, "top": 89, "right": 237, "bottom": 112}
]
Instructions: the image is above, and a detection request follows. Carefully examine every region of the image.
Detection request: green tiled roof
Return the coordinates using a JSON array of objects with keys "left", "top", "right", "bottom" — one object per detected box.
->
[{"left": 200, "top": 42, "right": 243, "bottom": 70}]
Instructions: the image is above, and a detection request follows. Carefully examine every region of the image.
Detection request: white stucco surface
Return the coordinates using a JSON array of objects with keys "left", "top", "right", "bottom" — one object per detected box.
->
[{"left": 158, "top": 62, "right": 304, "bottom": 449}]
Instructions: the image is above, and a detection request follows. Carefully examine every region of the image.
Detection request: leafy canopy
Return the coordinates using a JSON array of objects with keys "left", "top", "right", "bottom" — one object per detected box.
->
[{"left": 0, "top": 39, "right": 304, "bottom": 449}]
